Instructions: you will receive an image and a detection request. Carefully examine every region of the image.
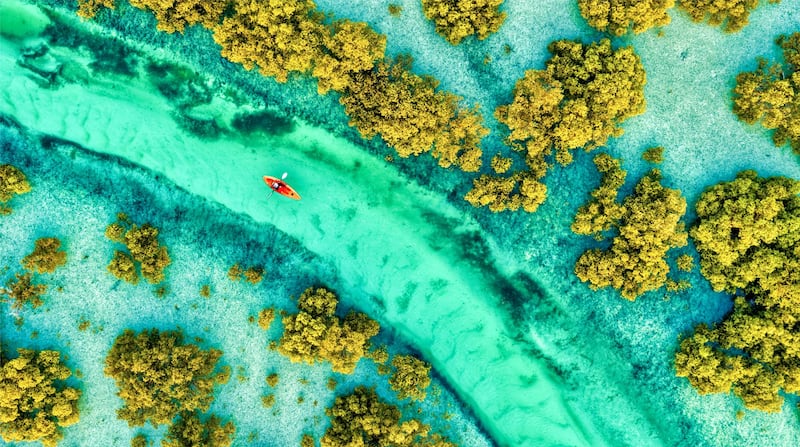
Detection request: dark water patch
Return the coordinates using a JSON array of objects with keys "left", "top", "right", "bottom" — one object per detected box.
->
[
  {"left": 173, "top": 112, "right": 223, "bottom": 140},
  {"left": 231, "top": 109, "right": 295, "bottom": 136},
  {"left": 42, "top": 11, "right": 142, "bottom": 78},
  {"left": 146, "top": 61, "right": 210, "bottom": 104}
]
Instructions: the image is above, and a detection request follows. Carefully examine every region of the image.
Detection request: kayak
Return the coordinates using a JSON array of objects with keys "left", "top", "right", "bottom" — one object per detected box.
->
[{"left": 263, "top": 175, "right": 301, "bottom": 200}]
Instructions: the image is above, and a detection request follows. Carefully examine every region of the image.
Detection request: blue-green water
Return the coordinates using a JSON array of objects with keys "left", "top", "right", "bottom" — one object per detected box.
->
[{"left": 2, "top": 1, "right": 800, "bottom": 446}]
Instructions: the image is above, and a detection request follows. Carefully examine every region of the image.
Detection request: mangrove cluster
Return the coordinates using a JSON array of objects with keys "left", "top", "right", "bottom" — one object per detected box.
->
[
  {"left": 2, "top": 237, "right": 67, "bottom": 309},
  {"left": 105, "top": 213, "right": 171, "bottom": 285},
  {"left": 577, "top": 0, "right": 674, "bottom": 35},
  {"left": 467, "top": 38, "right": 646, "bottom": 213},
  {"left": 677, "top": 0, "right": 781, "bottom": 33},
  {"left": 0, "top": 348, "right": 81, "bottom": 447},
  {"left": 733, "top": 32, "right": 800, "bottom": 155},
  {"left": 0, "top": 164, "right": 30, "bottom": 215},
  {"left": 389, "top": 354, "right": 432, "bottom": 402},
  {"left": 420, "top": 0, "right": 506, "bottom": 45},
  {"left": 228, "top": 262, "right": 264, "bottom": 285},
  {"left": 277, "top": 287, "right": 380, "bottom": 374},
  {"left": 319, "top": 386, "right": 454, "bottom": 447},
  {"left": 572, "top": 153, "right": 688, "bottom": 300},
  {"left": 675, "top": 171, "right": 800, "bottom": 412},
  {"left": 104, "top": 328, "right": 230, "bottom": 426},
  {"left": 161, "top": 411, "right": 235, "bottom": 447}
]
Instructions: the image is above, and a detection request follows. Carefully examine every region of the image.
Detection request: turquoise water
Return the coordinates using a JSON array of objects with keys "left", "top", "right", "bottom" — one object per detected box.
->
[{"left": 2, "top": 1, "right": 800, "bottom": 446}]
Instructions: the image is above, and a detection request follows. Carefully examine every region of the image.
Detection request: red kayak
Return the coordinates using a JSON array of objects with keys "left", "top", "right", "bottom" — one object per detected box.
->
[{"left": 264, "top": 175, "right": 301, "bottom": 200}]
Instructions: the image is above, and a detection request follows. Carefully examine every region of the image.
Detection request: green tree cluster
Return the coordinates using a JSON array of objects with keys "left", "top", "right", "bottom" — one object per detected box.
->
[
  {"left": 211, "top": 0, "right": 327, "bottom": 83},
  {"left": 578, "top": 0, "right": 674, "bottom": 35},
  {"left": 389, "top": 354, "right": 431, "bottom": 401},
  {"left": 420, "top": 0, "right": 506, "bottom": 45},
  {"left": 0, "top": 348, "right": 81, "bottom": 447},
  {"left": 277, "top": 287, "right": 380, "bottom": 374},
  {"left": 129, "top": 0, "right": 229, "bottom": 33},
  {"left": 642, "top": 146, "right": 664, "bottom": 163},
  {"left": 313, "top": 20, "right": 388, "bottom": 95},
  {"left": 573, "top": 158, "right": 688, "bottom": 300},
  {"left": 2, "top": 272, "right": 47, "bottom": 309},
  {"left": 464, "top": 170, "right": 547, "bottom": 212},
  {"left": 0, "top": 164, "right": 31, "bottom": 215},
  {"left": 319, "top": 386, "right": 454, "bottom": 447},
  {"left": 22, "top": 237, "right": 67, "bottom": 274},
  {"left": 469, "top": 38, "right": 646, "bottom": 213},
  {"left": 341, "top": 56, "right": 485, "bottom": 172},
  {"left": 677, "top": 0, "right": 780, "bottom": 33},
  {"left": 226, "top": 263, "right": 265, "bottom": 284},
  {"left": 733, "top": 32, "right": 800, "bottom": 155},
  {"left": 162, "top": 411, "right": 235, "bottom": 447},
  {"left": 76, "top": 0, "right": 115, "bottom": 18},
  {"left": 675, "top": 171, "right": 800, "bottom": 412},
  {"left": 2, "top": 237, "right": 67, "bottom": 309},
  {"left": 571, "top": 153, "right": 627, "bottom": 239},
  {"left": 104, "top": 329, "right": 229, "bottom": 427},
  {"left": 105, "top": 213, "right": 171, "bottom": 285}
]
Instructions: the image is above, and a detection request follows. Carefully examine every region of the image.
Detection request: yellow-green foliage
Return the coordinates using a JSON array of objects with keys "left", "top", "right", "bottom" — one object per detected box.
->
[
  {"left": 301, "top": 434, "right": 314, "bottom": 447},
  {"left": 105, "top": 215, "right": 171, "bottom": 284},
  {"left": 340, "top": 56, "right": 486, "bottom": 172},
  {"left": 131, "top": 433, "right": 147, "bottom": 447},
  {"left": 420, "top": 0, "right": 506, "bottom": 45},
  {"left": 675, "top": 171, "right": 800, "bottom": 412},
  {"left": 571, "top": 153, "right": 627, "bottom": 239},
  {"left": 243, "top": 266, "right": 264, "bottom": 284},
  {"left": 127, "top": 0, "right": 229, "bottom": 33},
  {"left": 578, "top": 0, "right": 674, "bottom": 35},
  {"left": 676, "top": 254, "right": 694, "bottom": 272},
  {"left": 733, "top": 33, "right": 800, "bottom": 154},
  {"left": 369, "top": 345, "right": 389, "bottom": 364},
  {"left": 496, "top": 38, "right": 646, "bottom": 161},
  {"left": 265, "top": 373, "right": 279, "bottom": 387},
  {"left": 0, "top": 348, "right": 81, "bottom": 447},
  {"left": 574, "top": 168, "right": 688, "bottom": 300},
  {"left": 389, "top": 355, "right": 431, "bottom": 401},
  {"left": 430, "top": 106, "right": 487, "bottom": 172},
  {"left": 104, "top": 329, "right": 228, "bottom": 427},
  {"left": 227, "top": 263, "right": 242, "bottom": 281},
  {"left": 690, "top": 171, "right": 800, "bottom": 306},
  {"left": 677, "top": 0, "right": 780, "bottom": 33},
  {"left": 388, "top": 4, "right": 403, "bottom": 17},
  {"left": 211, "top": 0, "right": 326, "bottom": 83},
  {"left": 2, "top": 272, "right": 47, "bottom": 309},
  {"left": 108, "top": 251, "right": 139, "bottom": 284},
  {"left": 313, "top": 20, "right": 387, "bottom": 94},
  {"left": 642, "top": 146, "right": 664, "bottom": 164},
  {"left": 22, "top": 238, "right": 67, "bottom": 274},
  {"left": 464, "top": 171, "right": 548, "bottom": 212},
  {"left": 486, "top": 38, "right": 646, "bottom": 213},
  {"left": 261, "top": 394, "right": 275, "bottom": 408},
  {"left": 162, "top": 411, "right": 235, "bottom": 447},
  {"left": 0, "top": 164, "right": 31, "bottom": 215},
  {"left": 258, "top": 308, "right": 275, "bottom": 330},
  {"left": 76, "top": 0, "right": 115, "bottom": 18},
  {"left": 490, "top": 153, "right": 512, "bottom": 174},
  {"left": 277, "top": 287, "right": 380, "bottom": 374},
  {"left": 320, "top": 386, "right": 455, "bottom": 447}
]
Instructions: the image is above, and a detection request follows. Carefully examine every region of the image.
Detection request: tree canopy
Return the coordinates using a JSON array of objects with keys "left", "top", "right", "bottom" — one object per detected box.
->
[
  {"left": 675, "top": 171, "right": 800, "bottom": 412},
  {"left": 0, "top": 348, "right": 81, "bottom": 447}
]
